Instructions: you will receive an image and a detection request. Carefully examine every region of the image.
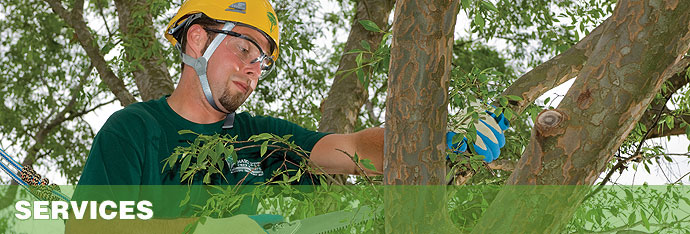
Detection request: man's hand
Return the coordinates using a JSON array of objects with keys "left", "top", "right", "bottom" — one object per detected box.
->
[
  {"left": 193, "top": 214, "right": 284, "bottom": 234},
  {"left": 447, "top": 110, "right": 509, "bottom": 163}
]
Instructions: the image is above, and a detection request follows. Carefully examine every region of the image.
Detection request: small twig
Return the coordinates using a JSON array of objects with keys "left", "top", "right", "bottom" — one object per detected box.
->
[
  {"left": 672, "top": 171, "right": 690, "bottom": 184},
  {"left": 584, "top": 93, "right": 673, "bottom": 201},
  {"left": 334, "top": 149, "right": 374, "bottom": 185}
]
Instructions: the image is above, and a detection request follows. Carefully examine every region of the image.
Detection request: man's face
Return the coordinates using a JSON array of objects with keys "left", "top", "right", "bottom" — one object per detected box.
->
[{"left": 205, "top": 25, "right": 271, "bottom": 113}]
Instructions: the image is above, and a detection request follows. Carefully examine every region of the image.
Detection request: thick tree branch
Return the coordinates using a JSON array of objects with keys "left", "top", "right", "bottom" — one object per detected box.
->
[
  {"left": 639, "top": 57, "right": 690, "bottom": 138},
  {"left": 44, "top": 0, "right": 136, "bottom": 106},
  {"left": 319, "top": 0, "right": 395, "bottom": 134},
  {"left": 318, "top": 0, "right": 395, "bottom": 186},
  {"left": 498, "top": 18, "right": 611, "bottom": 115},
  {"left": 475, "top": 1, "right": 690, "bottom": 232},
  {"left": 114, "top": 0, "right": 174, "bottom": 101}
]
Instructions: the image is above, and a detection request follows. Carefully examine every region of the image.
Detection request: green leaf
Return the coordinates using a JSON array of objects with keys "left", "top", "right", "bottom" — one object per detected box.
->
[
  {"left": 198, "top": 149, "right": 208, "bottom": 164},
  {"left": 628, "top": 211, "right": 636, "bottom": 225},
  {"left": 356, "top": 69, "right": 366, "bottom": 86},
  {"left": 624, "top": 189, "right": 634, "bottom": 200},
  {"left": 260, "top": 141, "right": 268, "bottom": 157},
  {"left": 214, "top": 141, "right": 224, "bottom": 155},
  {"left": 461, "top": 0, "right": 470, "bottom": 10},
  {"left": 250, "top": 133, "right": 273, "bottom": 141},
  {"left": 179, "top": 192, "right": 190, "bottom": 206},
  {"left": 359, "top": 20, "right": 382, "bottom": 32},
  {"left": 499, "top": 96, "right": 508, "bottom": 107},
  {"left": 474, "top": 14, "right": 485, "bottom": 29},
  {"left": 360, "top": 40, "right": 371, "bottom": 51},
  {"left": 481, "top": 1, "right": 499, "bottom": 12},
  {"left": 361, "top": 159, "right": 376, "bottom": 171},
  {"left": 506, "top": 95, "right": 522, "bottom": 101},
  {"left": 680, "top": 197, "right": 690, "bottom": 207},
  {"left": 641, "top": 210, "right": 650, "bottom": 230},
  {"left": 203, "top": 173, "right": 211, "bottom": 184},
  {"left": 178, "top": 129, "right": 196, "bottom": 135},
  {"left": 181, "top": 154, "right": 192, "bottom": 173}
]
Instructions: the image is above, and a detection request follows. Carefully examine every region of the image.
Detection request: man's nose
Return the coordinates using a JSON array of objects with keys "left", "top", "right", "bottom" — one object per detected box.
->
[{"left": 241, "top": 61, "right": 262, "bottom": 81}]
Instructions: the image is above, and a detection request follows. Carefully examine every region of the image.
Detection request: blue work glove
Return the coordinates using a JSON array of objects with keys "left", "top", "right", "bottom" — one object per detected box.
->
[{"left": 447, "top": 110, "right": 509, "bottom": 163}]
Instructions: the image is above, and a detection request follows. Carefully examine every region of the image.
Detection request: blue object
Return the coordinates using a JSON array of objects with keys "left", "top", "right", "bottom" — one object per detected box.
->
[
  {"left": 489, "top": 111, "right": 510, "bottom": 132},
  {"left": 249, "top": 214, "right": 284, "bottom": 232},
  {"left": 446, "top": 110, "right": 510, "bottom": 163},
  {"left": 446, "top": 131, "right": 468, "bottom": 154}
]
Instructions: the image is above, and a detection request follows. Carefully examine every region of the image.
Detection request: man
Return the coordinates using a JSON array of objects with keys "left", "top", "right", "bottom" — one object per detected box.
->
[{"left": 68, "top": 1, "right": 507, "bottom": 233}]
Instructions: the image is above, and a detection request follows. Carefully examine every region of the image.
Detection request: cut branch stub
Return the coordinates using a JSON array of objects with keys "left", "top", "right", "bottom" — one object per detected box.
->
[{"left": 536, "top": 109, "right": 567, "bottom": 137}]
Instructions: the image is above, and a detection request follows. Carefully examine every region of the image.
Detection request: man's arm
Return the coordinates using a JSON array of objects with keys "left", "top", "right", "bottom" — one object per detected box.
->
[{"left": 309, "top": 127, "right": 384, "bottom": 175}]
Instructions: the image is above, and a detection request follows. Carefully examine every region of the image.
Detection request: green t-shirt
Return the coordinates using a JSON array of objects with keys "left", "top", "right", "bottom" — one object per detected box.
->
[{"left": 75, "top": 96, "right": 329, "bottom": 216}]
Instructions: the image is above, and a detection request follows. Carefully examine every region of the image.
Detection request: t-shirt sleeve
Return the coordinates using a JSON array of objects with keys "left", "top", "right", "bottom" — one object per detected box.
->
[{"left": 257, "top": 115, "right": 330, "bottom": 153}]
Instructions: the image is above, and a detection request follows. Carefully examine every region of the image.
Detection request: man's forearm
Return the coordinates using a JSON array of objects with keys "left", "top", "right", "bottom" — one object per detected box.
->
[
  {"left": 310, "top": 127, "right": 384, "bottom": 175},
  {"left": 352, "top": 127, "right": 384, "bottom": 175}
]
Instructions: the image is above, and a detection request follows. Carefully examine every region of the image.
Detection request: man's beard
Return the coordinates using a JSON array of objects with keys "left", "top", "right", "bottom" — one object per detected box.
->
[{"left": 218, "top": 89, "right": 249, "bottom": 113}]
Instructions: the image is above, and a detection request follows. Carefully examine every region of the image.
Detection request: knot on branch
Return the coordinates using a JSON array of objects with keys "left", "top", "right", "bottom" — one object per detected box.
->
[{"left": 536, "top": 109, "right": 567, "bottom": 137}]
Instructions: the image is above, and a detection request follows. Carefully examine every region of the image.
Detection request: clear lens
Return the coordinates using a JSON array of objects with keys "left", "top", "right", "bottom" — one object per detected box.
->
[{"left": 226, "top": 36, "right": 274, "bottom": 78}]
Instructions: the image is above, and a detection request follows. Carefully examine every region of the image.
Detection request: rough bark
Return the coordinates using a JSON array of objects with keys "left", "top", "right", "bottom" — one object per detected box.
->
[
  {"left": 639, "top": 58, "right": 690, "bottom": 139},
  {"left": 473, "top": 1, "right": 690, "bottom": 232},
  {"left": 318, "top": 0, "right": 394, "bottom": 185},
  {"left": 319, "top": 0, "right": 394, "bottom": 133},
  {"left": 383, "top": 0, "right": 458, "bottom": 232},
  {"left": 498, "top": 17, "right": 611, "bottom": 115},
  {"left": 114, "top": 0, "right": 174, "bottom": 101},
  {"left": 44, "top": 0, "right": 137, "bottom": 106}
]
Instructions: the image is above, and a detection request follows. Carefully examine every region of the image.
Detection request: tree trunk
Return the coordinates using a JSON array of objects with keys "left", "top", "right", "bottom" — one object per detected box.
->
[
  {"left": 114, "top": 0, "right": 174, "bottom": 102},
  {"left": 383, "top": 0, "right": 458, "bottom": 232},
  {"left": 318, "top": 0, "right": 394, "bottom": 185},
  {"left": 319, "top": 0, "right": 394, "bottom": 133},
  {"left": 473, "top": 1, "right": 690, "bottom": 232}
]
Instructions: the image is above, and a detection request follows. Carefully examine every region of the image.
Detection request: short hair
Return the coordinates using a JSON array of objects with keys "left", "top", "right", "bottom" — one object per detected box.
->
[{"left": 177, "top": 14, "right": 223, "bottom": 72}]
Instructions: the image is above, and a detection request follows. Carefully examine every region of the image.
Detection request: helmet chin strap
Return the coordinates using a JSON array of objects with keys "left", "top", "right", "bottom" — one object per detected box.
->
[{"left": 179, "top": 22, "right": 237, "bottom": 129}]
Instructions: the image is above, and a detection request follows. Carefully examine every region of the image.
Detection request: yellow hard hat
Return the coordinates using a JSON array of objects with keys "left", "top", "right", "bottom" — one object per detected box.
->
[{"left": 165, "top": 0, "right": 280, "bottom": 60}]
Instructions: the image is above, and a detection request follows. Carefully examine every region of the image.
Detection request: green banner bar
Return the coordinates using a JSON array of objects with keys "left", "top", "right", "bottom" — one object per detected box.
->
[{"left": 1, "top": 185, "right": 688, "bottom": 233}]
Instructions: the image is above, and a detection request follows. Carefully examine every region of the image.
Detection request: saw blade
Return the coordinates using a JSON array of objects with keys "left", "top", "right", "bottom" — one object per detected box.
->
[{"left": 267, "top": 205, "right": 379, "bottom": 234}]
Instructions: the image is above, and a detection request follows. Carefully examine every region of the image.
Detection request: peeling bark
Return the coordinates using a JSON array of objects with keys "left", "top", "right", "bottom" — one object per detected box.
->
[
  {"left": 383, "top": 0, "right": 458, "bottom": 232},
  {"left": 639, "top": 58, "right": 690, "bottom": 139},
  {"left": 499, "top": 18, "right": 611, "bottom": 115},
  {"left": 114, "top": 0, "right": 174, "bottom": 101},
  {"left": 319, "top": 0, "right": 394, "bottom": 134},
  {"left": 318, "top": 0, "right": 394, "bottom": 185},
  {"left": 474, "top": 0, "right": 690, "bottom": 232},
  {"left": 44, "top": 0, "right": 137, "bottom": 106}
]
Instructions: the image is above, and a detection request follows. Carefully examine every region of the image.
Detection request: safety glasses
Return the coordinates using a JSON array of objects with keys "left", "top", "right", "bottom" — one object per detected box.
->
[{"left": 204, "top": 28, "right": 275, "bottom": 78}]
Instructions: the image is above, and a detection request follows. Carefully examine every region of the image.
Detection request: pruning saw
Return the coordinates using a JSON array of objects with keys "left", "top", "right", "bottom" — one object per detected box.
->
[{"left": 266, "top": 205, "right": 380, "bottom": 234}]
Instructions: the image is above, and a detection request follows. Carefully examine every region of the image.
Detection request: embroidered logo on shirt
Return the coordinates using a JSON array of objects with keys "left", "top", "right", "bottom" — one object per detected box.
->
[{"left": 229, "top": 159, "right": 264, "bottom": 176}]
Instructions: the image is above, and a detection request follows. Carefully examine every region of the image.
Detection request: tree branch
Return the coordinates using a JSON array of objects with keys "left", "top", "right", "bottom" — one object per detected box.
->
[
  {"left": 498, "top": 18, "right": 611, "bottom": 115},
  {"left": 113, "top": 0, "right": 173, "bottom": 101},
  {"left": 43, "top": 0, "right": 136, "bottom": 106},
  {"left": 639, "top": 57, "right": 690, "bottom": 139}
]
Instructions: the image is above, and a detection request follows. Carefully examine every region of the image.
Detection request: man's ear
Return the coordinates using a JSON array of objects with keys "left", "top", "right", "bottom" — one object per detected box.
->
[{"left": 185, "top": 24, "right": 208, "bottom": 58}]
